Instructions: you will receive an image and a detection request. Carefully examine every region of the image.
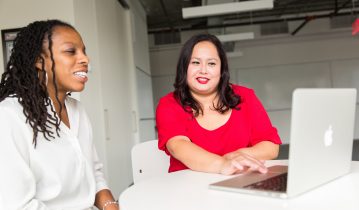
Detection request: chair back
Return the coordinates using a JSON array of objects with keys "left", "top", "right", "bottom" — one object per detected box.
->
[{"left": 131, "top": 140, "right": 170, "bottom": 184}]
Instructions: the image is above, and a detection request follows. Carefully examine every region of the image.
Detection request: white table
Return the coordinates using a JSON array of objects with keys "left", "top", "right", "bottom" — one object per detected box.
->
[{"left": 119, "top": 160, "right": 359, "bottom": 210}]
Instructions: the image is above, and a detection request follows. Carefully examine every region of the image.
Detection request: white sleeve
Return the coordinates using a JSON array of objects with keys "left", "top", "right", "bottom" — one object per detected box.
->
[
  {"left": 0, "top": 107, "right": 49, "bottom": 210},
  {"left": 92, "top": 144, "right": 109, "bottom": 192},
  {"left": 84, "top": 108, "right": 109, "bottom": 193}
]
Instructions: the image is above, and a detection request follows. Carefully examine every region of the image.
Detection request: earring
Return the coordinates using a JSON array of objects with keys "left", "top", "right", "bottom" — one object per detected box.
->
[
  {"left": 38, "top": 71, "right": 48, "bottom": 87},
  {"left": 45, "top": 72, "right": 48, "bottom": 86}
]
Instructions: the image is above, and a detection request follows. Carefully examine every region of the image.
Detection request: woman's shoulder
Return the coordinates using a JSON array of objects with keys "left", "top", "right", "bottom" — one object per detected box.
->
[
  {"left": 157, "top": 92, "right": 186, "bottom": 114},
  {"left": 231, "top": 84, "right": 254, "bottom": 96},
  {"left": 158, "top": 92, "right": 178, "bottom": 106},
  {"left": 0, "top": 97, "right": 23, "bottom": 113},
  {"left": 0, "top": 97, "right": 28, "bottom": 125}
]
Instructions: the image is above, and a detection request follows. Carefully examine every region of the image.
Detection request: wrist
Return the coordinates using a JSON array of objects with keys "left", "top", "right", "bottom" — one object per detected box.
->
[
  {"left": 215, "top": 157, "right": 228, "bottom": 174},
  {"left": 102, "top": 200, "right": 118, "bottom": 210}
]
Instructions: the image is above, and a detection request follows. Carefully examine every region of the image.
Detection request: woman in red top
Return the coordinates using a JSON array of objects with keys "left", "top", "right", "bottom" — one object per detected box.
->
[{"left": 156, "top": 34, "right": 281, "bottom": 175}]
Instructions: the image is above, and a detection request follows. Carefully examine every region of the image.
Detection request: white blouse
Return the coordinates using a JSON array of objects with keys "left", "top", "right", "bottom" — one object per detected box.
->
[{"left": 0, "top": 97, "right": 108, "bottom": 210}]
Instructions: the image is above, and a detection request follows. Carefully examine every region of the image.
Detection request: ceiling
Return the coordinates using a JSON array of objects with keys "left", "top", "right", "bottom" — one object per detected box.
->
[{"left": 138, "top": 0, "right": 359, "bottom": 34}]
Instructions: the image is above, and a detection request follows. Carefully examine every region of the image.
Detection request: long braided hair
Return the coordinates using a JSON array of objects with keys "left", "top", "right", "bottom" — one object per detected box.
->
[{"left": 0, "top": 20, "right": 75, "bottom": 147}]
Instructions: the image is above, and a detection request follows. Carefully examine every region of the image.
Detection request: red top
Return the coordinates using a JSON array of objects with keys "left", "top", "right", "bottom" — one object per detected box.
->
[{"left": 156, "top": 85, "right": 282, "bottom": 172}]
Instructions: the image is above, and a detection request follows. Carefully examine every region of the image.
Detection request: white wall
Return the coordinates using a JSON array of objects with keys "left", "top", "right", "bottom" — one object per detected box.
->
[
  {"left": 149, "top": 18, "right": 359, "bottom": 144},
  {"left": 130, "top": 0, "right": 156, "bottom": 142},
  {"left": 0, "top": 0, "right": 146, "bottom": 198},
  {"left": 231, "top": 31, "right": 359, "bottom": 144},
  {"left": 92, "top": 0, "right": 135, "bottom": 196},
  {"left": 0, "top": 0, "right": 75, "bottom": 75}
]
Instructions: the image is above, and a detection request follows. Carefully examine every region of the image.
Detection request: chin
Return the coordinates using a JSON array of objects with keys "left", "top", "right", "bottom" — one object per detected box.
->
[
  {"left": 71, "top": 85, "right": 86, "bottom": 92},
  {"left": 194, "top": 89, "right": 215, "bottom": 95}
]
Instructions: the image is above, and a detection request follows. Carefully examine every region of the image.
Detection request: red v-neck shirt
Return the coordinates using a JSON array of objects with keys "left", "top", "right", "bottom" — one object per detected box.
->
[{"left": 156, "top": 85, "right": 282, "bottom": 172}]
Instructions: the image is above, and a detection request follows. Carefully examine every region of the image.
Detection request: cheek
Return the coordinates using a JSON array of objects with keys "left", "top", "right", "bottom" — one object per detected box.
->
[
  {"left": 213, "top": 67, "right": 221, "bottom": 78},
  {"left": 186, "top": 72, "right": 192, "bottom": 85},
  {"left": 187, "top": 66, "right": 197, "bottom": 78}
]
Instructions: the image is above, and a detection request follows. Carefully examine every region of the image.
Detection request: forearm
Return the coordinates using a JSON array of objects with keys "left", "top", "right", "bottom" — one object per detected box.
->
[
  {"left": 166, "top": 136, "right": 225, "bottom": 173},
  {"left": 236, "top": 141, "right": 279, "bottom": 160},
  {"left": 95, "top": 189, "right": 119, "bottom": 210}
]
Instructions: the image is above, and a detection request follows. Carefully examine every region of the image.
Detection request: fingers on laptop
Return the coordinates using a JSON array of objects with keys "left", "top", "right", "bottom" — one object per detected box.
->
[
  {"left": 232, "top": 158, "right": 268, "bottom": 174},
  {"left": 220, "top": 154, "right": 267, "bottom": 175},
  {"left": 220, "top": 161, "right": 239, "bottom": 175}
]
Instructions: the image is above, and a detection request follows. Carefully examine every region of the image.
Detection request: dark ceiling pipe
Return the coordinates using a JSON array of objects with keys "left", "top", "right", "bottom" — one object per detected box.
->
[
  {"left": 291, "top": 16, "right": 316, "bottom": 36},
  {"left": 332, "top": 0, "right": 351, "bottom": 16},
  {"left": 291, "top": 0, "right": 351, "bottom": 35},
  {"left": 159, "top": 0, "right": 175, "bottom": 31},
  {"left": 148, "top": 11, "right": 354, "bottom": 34},
  {"left": 117, "top": 0, "right": 130, "bottom": 10}
]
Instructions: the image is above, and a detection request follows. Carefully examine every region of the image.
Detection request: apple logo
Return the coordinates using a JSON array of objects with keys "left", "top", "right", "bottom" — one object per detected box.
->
[{"left": 324, "top": 125, "right": 333, "bottom": 147}]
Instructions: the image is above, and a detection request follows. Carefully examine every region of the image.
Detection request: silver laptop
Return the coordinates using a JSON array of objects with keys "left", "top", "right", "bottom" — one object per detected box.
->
[{"left": 209, "top": 88, "right": 357, "bottom": 198}]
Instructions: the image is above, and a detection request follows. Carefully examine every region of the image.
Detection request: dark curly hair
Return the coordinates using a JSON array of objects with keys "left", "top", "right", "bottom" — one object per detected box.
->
[
  {"left": 174, "top": 33, "right": 241, "bottom": 116},
  {"left": 0, "top": 19, "right": 75, "bottom": 147}
]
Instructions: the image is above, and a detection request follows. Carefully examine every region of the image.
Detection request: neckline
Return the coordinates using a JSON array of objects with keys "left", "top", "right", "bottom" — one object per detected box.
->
[
  {"left": 62, "top": 98, "right": 71, "bottom": 130},
  {"left": 193, "top": 109, "right": 233, "bottom": 132},
  {"left": 50, "top": 97, "right": 71, "bottom": 131}
]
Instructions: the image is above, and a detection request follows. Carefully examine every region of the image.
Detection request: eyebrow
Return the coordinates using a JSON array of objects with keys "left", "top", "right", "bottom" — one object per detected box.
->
[
  {"left": 62, "top": 42, "right": 76, "bottom": 45},
  {"left": 62, "top": 42, "right": 86, "bottom": 50},
  {"left": 191, "top": 57, "right": 219, "bottom": 61}
]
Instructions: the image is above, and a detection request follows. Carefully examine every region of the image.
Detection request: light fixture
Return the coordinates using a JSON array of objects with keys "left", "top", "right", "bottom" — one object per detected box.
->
[
  {"left": 217, "top": 32, "right": 254, "bottom": 42},
  {"left": 182, "top": 0, "right": 274, "bottom": 19}
]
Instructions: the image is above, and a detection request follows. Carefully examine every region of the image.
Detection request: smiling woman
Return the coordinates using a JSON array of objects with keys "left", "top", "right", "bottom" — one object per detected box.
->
[
  {"left": 0, "top": 20, "right": 119, "bottom": 210},
  {"left": 156, "top": 33, "right": 282, "bottom": 175}
]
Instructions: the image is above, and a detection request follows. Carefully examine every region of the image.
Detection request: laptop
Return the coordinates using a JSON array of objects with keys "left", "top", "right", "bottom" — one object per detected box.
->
[{"left": 209, "top": 88, "right": 357, "bottom": 198}]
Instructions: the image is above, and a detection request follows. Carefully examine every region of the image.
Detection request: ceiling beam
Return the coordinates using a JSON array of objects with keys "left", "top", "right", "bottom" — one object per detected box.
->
[
  {"left": 149, "top": 11, "right": 355, "bottom": 34},
  {"left": 182, "top": 0, "right": 274, "bottom": 19}
]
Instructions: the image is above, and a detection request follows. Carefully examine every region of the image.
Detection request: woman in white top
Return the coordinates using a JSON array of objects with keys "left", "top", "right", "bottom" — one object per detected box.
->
[{"left": 0, "top": 20, "right": 119, "bottom": 210}]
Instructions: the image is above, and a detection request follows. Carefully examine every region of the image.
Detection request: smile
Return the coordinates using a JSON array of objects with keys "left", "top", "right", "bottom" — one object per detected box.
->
[
  {"left": 196, "top": 77, "right": 209, "bottom": 84},
  {"left": 74, "top": 71, "right": 88, "bottom": 78}
]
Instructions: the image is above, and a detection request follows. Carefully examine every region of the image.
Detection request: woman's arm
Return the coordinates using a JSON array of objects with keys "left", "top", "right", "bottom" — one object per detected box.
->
[
  {"left": 224, "top": 141, "right": 279, "bottom": 160},
  {"left": 91, "top": 143, "right": 119, "bottom": 210},
  {"left": 0, "top": 108, "right": 49, "bottom": 210},
  {"left": 167, "top": 136, "right": 268, "bottom": 175},
  {"left": 94, "top": 189, "right": 119, "bottom": 210}
]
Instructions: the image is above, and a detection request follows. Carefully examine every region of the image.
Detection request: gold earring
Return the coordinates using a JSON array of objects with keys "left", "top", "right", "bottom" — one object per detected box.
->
[{"left": 38, "top": 71, "right": 48, "bottom": 87}]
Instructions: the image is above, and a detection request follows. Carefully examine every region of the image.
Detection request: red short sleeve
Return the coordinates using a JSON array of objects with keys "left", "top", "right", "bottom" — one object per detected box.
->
[
  {"left": 239, "top": 87, "right": 282, "bottom": 146},
  {"left": 156, "top": 93, "right": 190, "bottom": 154}
]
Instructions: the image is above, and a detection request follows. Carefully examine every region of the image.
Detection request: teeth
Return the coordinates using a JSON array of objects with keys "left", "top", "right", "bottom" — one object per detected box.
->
[
  {"left": 197, "top": 77, "right": 208, "bottom": 82},
  {"left": 74, "top": 71, "right": 87, "bottom": 78}
]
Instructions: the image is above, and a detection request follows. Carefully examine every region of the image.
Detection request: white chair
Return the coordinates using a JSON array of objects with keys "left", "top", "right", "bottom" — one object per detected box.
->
[{"left": 131, "top": 140, "right": 170, "bottom": 184}]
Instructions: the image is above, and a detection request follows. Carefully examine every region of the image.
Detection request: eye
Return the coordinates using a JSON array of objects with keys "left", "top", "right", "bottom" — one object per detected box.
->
[
  {"left": 65, "top": 48, "right": 76, "bottom": 54},
  {"left": 208, "top": 62, "right": 216, "bottom": 67},
  {"left": 191, "top": 61, "right": 200, "bottom": 65}
]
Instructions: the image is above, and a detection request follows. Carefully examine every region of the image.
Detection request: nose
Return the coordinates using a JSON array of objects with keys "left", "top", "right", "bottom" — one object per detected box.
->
[
  {"left": 199, "top": 63, "right": 207, "bottom": 74},
  {"left": 78, "top": 52, "right": 89, "bottom": 66}
]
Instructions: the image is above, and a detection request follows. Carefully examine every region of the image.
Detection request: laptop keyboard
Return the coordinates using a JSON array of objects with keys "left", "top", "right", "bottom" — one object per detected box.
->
[{"left": 244, "top": 173, "right": 287, "bottom": 192}]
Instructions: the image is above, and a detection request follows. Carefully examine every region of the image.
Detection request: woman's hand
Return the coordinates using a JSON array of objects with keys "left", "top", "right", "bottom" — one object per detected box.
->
[{"left": 220, "top": 151, "right": 267, "bottom": 175}]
